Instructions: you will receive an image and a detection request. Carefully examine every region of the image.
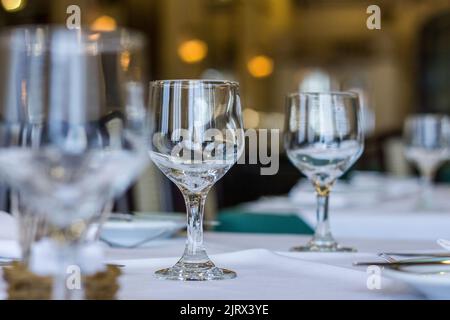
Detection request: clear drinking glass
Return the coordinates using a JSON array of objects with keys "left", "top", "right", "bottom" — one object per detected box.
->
[
  {"left": 284, "top": 92, "right": 364, "bottom": 252},
  {"left": 0, "top": 26, "right": 149, "bottom": 298},
  {"left": 149, "top": 80, "right": 244, "bottom": 280},
  {"left": 403, "top": 114, "right": 450, "bottom": 210}
]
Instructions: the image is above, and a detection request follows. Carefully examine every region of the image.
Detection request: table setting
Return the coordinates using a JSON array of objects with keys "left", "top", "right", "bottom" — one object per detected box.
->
[
  {"left": 0, "top": 209, "right": 449, "bottom": 300},
  {"left": 0, "top": 24, "right": 449, "bottom": 302}
]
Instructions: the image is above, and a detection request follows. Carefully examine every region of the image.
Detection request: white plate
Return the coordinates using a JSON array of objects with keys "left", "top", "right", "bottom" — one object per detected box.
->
[
  {"left": 384, "top": 262, "right": 450, "bottom": 299},
  {"left": 100, "top": 212, "right": 185, "bottom": 247}
]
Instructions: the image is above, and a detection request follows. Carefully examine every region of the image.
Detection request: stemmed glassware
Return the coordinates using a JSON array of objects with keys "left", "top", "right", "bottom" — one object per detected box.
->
[
  {"left": 284, "top": 92, "right": 364, "bottom": 252},
  {"left": 403, "top": 114, "right": 450, "bottom": 210},
  {"left": 149, "top": 80, "right": 244, "bottom": 280},
  {"left": 0, "top": 26, "right": 149, "bottom": 298}
]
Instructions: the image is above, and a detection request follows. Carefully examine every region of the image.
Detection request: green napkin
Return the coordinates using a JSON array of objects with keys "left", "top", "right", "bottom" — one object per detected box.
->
[{"left": 215, "top": 210, "right": 313, "bottom": 235}]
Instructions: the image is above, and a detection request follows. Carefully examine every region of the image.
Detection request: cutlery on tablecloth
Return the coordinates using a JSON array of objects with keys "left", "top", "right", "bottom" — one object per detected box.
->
[
  {"left": 376, "top": 239, "right": 450, "bottom": 259},
  {"left": 379, "top": 252, "right": 450, "bottom": 258},
  {"left": 353, "top": 258, "right": 450, "bottom": 267}
]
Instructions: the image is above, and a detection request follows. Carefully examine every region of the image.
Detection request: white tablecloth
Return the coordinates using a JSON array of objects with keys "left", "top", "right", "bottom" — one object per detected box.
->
[
  {"left": 0, "top": 219, "right": 445, "bottom": 299},
  {"left": 0, "top": 227, "right": 433, "bottom": 299},
  {"left": 1, "top": 178, "right": 449, "bottom": 300},
  {"left": 102, "top": 179, "right": 450, "bottom": 300},
  {"left": 98, "top": 232, "right": 440, "bottom": 300}
]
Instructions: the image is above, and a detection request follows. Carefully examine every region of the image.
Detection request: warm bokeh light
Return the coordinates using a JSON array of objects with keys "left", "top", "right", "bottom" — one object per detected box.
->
[
  {"left": 1, "top": 0, "right": 25, "bottom": 12},
  {"left": 243, "top": 108, "right": 260, "bottom": 129},
  {"left": 88, "top": 33, "right": 101, "bottom": 41},
  {"left": 178, "top": 39, "right": 208, "bottom": 64},
  {"left": 247, "top": 55, "right": 274, "bottom": 78},
  {"left": 120, "top": 51, "right": 131, "bottom": 71},
  {"left": 91, "top": 15, "right": 117, "bottom": 32}
]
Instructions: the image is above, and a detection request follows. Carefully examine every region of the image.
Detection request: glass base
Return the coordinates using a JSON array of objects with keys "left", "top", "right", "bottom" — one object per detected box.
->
[
  {"left": 155, "top": 260, "right": 237, "bottom": 281},
  {"left": 291, "top": 240, "right": 356, "bottom": 252}
]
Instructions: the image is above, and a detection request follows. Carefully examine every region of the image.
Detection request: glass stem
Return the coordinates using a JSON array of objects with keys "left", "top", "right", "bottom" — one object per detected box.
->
[
  {"left": 312, "top": 184, "right": 335, "bottom": 245},
  {"left": 181, "top": 193, "right": 209, "bottom": 263},
  {"left": 419, "top": 166, "right": 436, "bottom": 209}
]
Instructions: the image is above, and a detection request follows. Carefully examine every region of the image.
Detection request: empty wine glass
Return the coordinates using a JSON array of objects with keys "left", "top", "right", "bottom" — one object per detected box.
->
[
  {"left": 403, "top": 114, "right": 450, "bottom": 210},
  {"left": 284, "top": 92, "right": 364, "bottom": 252},
  {"left": 0, "top": 26, "right": 149, "bottom": 298},
  {"left": 149, "top": 80, "right": 244, "bottom": 280}
]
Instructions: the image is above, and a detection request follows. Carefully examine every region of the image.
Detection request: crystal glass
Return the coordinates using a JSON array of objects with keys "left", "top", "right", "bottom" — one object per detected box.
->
[
  {"left": 403, "top": 114, "right": 450, "bottom": 210},
  {"left": 0, "top": 26, "right": 149, "bottom": 298},
  {"left": 149, "top": 80, "right": 244, "bottom": 280},
  {"left": 284, "top": 92, "right": 364, "bottom": 252}
]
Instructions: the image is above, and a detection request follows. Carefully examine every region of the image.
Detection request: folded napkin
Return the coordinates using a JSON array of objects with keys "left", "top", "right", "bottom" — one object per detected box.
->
[{"left": 109, "top": 249, "right": 419, "bottom": 300}]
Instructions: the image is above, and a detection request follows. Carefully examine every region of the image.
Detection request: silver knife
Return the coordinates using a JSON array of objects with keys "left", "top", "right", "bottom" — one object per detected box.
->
[
  {"left": 354, "top": 259, "right": 450, "bottom": 267},
  {"left": 380, "top": 252, "right": 450, "bottom": 258}
]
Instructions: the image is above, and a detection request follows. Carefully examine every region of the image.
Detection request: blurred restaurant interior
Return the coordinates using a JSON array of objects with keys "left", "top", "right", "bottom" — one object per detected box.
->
[{"left": 1, "top": 0, "right": 450, "bottom": 230}]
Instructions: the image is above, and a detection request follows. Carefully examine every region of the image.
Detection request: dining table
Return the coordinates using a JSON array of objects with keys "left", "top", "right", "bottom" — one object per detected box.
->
[
  {"left": 1, "top": 177, "right": 450, "bottom": 300},
  {"left": 102, "top": 232, "right": 441, "bottom": 300}
]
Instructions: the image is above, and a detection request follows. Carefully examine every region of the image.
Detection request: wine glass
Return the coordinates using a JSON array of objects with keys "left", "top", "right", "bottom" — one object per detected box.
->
[
  {"left": 0, "top": 26, "right": 149, "bottom": 298},
  {"left": 284, "top": 92, "right": 364, "bottom": 252},
  {"left": 403, "top": 114, "right": 450, "bottom": 210},
  {"left": 149, "top": 80, "right": 244, "bottom": 280}
]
